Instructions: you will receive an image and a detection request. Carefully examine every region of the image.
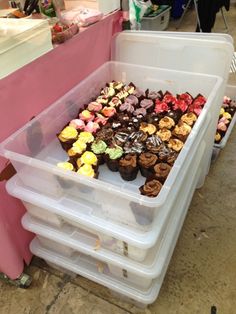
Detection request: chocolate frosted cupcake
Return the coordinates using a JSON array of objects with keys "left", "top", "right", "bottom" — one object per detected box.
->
[
  {"left": 119, "top": 153, "right": 138, "bottom": 181},
  {"left": 57, "top": 126, "right": 78, "bottom": 151},
  {"left": 104, "top": 146, "right": 124, "bottom": 172},
  {"left": 91, "top": 140, "right": 107, "bottom": 165},
  {"left": 138, "top": 152, "right": 158, "bottom": 178},
  {"left": 95, "top": 127, "right": 114, "bottom": 145},
  {"left": 154, "top": 162, "right": 172, "bottom": 183},
  {"left": 139, "top": 178, "right": 162, "bottom": 198}
]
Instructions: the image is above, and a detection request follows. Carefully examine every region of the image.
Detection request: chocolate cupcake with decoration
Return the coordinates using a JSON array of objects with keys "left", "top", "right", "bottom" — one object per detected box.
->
[
  {"left": 91, "top": 140, "right": 107, "bottom": 165},
  {"left": 153, "top": 162, "right": 172, "bottom": 183},
  {"left": 139, "top": 177, "right": 163, "bottom": 198},
  {"left": 119, "top": 153, "right": 139, "bottom": 181},
  {"left": 104, "top": 146, "right": 124, "bottom": 172},
  {"left": 138, "top": 152, "right": 158, "bottom": 178}
]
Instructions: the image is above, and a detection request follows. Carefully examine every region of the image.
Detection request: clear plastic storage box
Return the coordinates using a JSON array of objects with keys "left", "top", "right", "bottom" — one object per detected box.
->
[
  {"left": 0, "top": 18, "right": 53, "bottom": 79},
  {"left": 28, "top": 183, "right": 190, "bottom": 306},
  {"left": 1, "top": 62, "right": 223, "bottom": 231},
  {"left": 212, "top": 84, "right": 236, "bottom": 162}
]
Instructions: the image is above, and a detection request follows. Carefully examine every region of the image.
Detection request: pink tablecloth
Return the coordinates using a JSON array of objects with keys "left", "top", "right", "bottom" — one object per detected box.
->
[{"left": 0, "top": 10, "right": 121, "bottom": 279}]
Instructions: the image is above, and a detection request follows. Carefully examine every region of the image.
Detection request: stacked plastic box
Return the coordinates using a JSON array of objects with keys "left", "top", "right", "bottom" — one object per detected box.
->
[
  {"left": 64, "top": 0, "right": 120, "bottom": 14},
  {"left": 1, "top": 32, "right": 234, "bottom": 306},
  {"left": 0, "top": 18, "right": 53, "bottom": 79},
  {"left": 212, "top": 84, "right": 236, "bottom": 162}
]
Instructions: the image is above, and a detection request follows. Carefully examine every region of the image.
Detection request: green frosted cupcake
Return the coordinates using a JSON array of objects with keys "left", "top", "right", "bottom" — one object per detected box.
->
[
  {"left": 91, "top": 140, "right": 107, "bottom": 165},
  {"left": 104, "top": 146, "right": 124, "bottom": 172}
]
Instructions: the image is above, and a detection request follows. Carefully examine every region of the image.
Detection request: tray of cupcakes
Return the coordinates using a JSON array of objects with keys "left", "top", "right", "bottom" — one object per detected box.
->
[
  {"left": 212, "top": 85, "right": 236, "bottom": 162},
  {"left": 0, "top": 61, "right": 223, "bottom": 232}
]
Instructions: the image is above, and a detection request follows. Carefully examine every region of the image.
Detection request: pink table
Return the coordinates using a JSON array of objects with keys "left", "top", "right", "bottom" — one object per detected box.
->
[{"left": 0, "top": 10, "right": 121, "bottom": 279}]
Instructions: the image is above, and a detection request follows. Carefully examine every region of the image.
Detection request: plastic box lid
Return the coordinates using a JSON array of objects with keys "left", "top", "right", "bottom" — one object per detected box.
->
[
  {"left": 0, "top": 18, "right": 51, "bottom": 54},
  {"left": 111, "top": 31, "right": 234, "bottom": 81}
]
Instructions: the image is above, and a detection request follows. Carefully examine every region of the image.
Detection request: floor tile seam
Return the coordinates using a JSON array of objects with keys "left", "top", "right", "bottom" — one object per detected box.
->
[
  {"left": 44, "top": 275, "right": 71, "bottom": 314},
  {"left": 70, "top": 280, "right": 134, "bottom": 314},
  {"left": 31, "top": 264, "right": 133, "bottom": 314}
]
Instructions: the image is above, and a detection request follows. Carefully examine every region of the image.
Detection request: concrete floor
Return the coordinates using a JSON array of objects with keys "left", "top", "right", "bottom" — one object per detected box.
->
[{"left": 1, "top": 5, "right": 236, "bottom": 314}]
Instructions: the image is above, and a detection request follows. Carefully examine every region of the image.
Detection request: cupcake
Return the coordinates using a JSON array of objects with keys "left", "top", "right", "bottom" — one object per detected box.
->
[
  {"left": 140, "top": 99, "right": 154, "bottom": 112},
  {"left": 156, "top": 128, "right": 172, "bottom": 142},
  {"left": 104, "top": 146, "right": 124, "bottom": 172},
  {"left": 91, "top": 140, "right": 107, "bottom": 165},
  {"left": 80, "top": 151, "right": 98, "bottom": 167},
  {"left": 215, "top": 132, "right": 222, "bottom": 143},
  {"left": 139, "top": 178, "right": 162, "bottom": 198},
  {"left": 109, "top": 97, "right": 122, "bottom": 107},
  {"left": 168, "top": 139, "right": 184, "bottom": 152},
  {"left": 69, "top": 119, "right": 85, "bottom": 130},
  {"left": 67, "top": 140, "right": 87, "bottom": 168},
  {"left": 154, "top": 162, "right": 172, "bottom": 183},
  {"left": 78, "top": 131, "right": 94, "bottom": 144},
  {"left": 172, "top": 121, "right": 192, "bottom": 142},
  {"left": 146, "top": 135, "right": 163, "bottom": 154},
  {"left": 180, "top": 112, "right": 197, "bottom": 126},
  {"left": 101, "top": 106, "right": 116, "bottom": 118},
  {"left": 57, "top": 126, "right": 78, "bottom": 151},
  {"left": 109, "top": 81, "right": 124, "bottom": 91},
  {"left": 138, "top": 152, "right": 158, "bottom": 178},
  {"left": 84, "top": 121, "right": 100, "bottom": 134},
  {"left": 159, "top": 116, "right": 175, "bottom": 129},
  {"left": 166, "top": 110, "right": 181, "bottom": 123},
  {"left": 79, "top": 110, "right": 95, "bottom": 122},
  {"left": 96, "top": 127, "right": 114, "bottom": 144},
  {"left": 119, "top": 153, "right": 139, "bottom": 181},
  {"left": 101, "top": 86, "right": 116, "bottom": 98},
  {"left": 157, "top": 145, "right": 173, "bottom": 163},
  {"left": 87, "top": 102, "right": 103, "bottom": 112},
  {"left": 77, "top": 164, "right": 97, "bottom": 178},
  {"left": 139, "top": 122, "right": 157, "bottom": 135}
]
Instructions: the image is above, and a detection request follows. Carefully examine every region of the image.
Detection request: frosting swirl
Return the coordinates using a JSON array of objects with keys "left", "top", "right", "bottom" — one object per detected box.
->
[
  {"left": 80, "top": 151, "right": 98, "bottom": 166},
  {"left": 91, "top": 140, "right": 107, "bottom": 154},
  {"left": 159, "top": 117, "right": 175, "bottom": 129},
  {"left": 168, "top": 139, "right": 184, "bottom": 152},
  {"left": 138, "top": 152, "right": 158, "bottom": 168},
  {"left": 58, "top": 126, "right": 78, "bottom": 142},
  {"left": 119, "top": 153, "right": 137, "bottom": 168},
  {"left": 105, "top": 147, "right": 123, "bottom": 160},
  {"left": 78, "top": 131, "right": 94, "bottom": 143},
  {"left": 139, "top": 179, "right": 162, "bottom": 197},
  {"left": 77, "top": 164, "right": 95, "bottom": 178}
]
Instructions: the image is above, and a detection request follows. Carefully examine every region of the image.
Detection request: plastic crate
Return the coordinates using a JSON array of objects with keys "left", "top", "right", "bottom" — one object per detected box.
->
[
  {"left": 111, "top": 32, "right": 234, "bottom": 187},
  {"left": 6, "top": 145, "right": 207, "bottom": 263},
  {"left": 141, "top": 6, "right": 171, "bottom": 31},
  {"left": 29, "top": 184, "right": 191, "bottom": 306},
  {"left": 0, "top": 18, "right": 53, "bottom": 79},
  {"left": 1, "top": 61, "right": 223, "bottom": 230},
  {"left": 212, "top": 84, "right": 236, "bottom": 162},
  {"left": 21, "top": 170, "right": 198, "bottom": 291}
]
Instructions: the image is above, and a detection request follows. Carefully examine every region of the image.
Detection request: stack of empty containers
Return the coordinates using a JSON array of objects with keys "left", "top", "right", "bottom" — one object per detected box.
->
[{"left": 1, "top": 32, "right": 233, "bottom": 306}]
